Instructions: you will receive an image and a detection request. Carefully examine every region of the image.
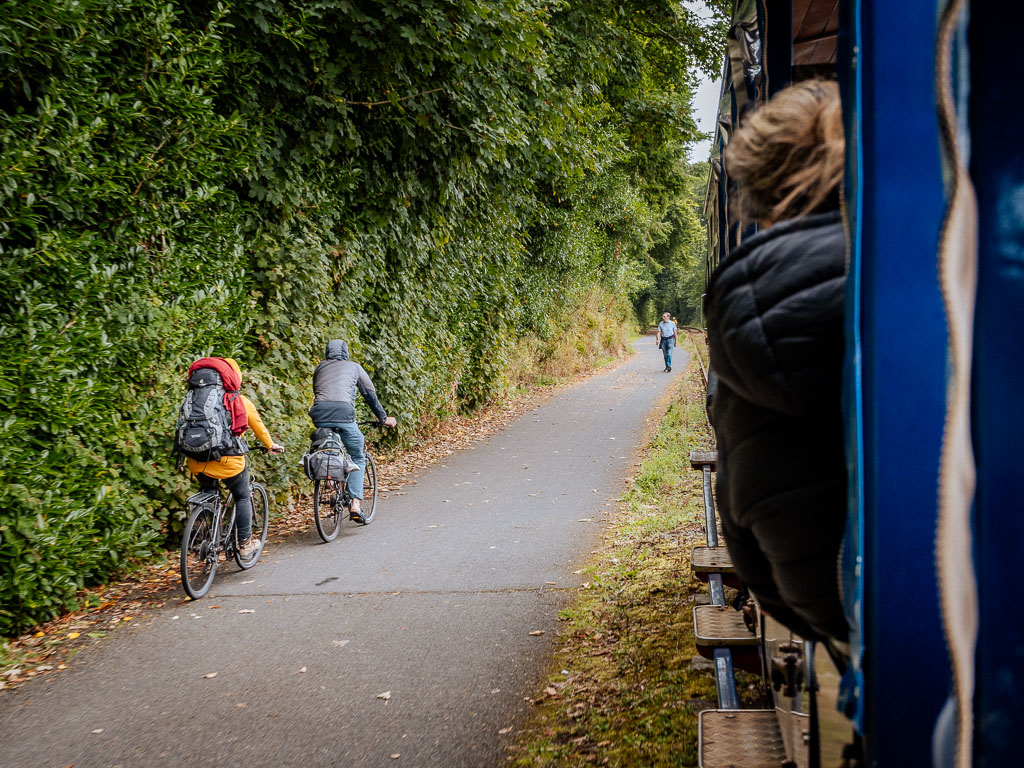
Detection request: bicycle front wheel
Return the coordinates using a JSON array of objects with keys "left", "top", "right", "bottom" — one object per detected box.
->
[
  {"left": 356, "top": 451, "right": 378, "bottom": 525},
  {"left": 235, "top": 483, "right": 269, "bottom": 569},
  {"left": 181, "top": 504, "right": 219, "bottom": 599},
  {"left": 313, "top": 479, "right": 342, "bottom": 542}
]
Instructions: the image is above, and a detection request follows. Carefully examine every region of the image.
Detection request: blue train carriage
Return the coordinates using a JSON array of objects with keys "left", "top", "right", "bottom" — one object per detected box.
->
[{"left": 696, "top": 1, "right": 1021, "bottom": 766}]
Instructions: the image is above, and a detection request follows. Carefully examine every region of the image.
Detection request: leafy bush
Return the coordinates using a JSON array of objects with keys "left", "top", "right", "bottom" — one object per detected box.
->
[{"left": 0, "top": 0, "right": 724, "bottom": 634}]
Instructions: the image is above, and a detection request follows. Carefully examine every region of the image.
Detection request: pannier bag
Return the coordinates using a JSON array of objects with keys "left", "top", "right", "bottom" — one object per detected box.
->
[
  {"left": 302, "top": 428, "right": 357, "bottom": 482},
  {"left": 174, "top": 368, "right": 244, "bottom": 461}
]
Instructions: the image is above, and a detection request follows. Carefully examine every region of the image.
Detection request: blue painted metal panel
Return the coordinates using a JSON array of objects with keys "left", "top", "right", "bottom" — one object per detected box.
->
[
  {"left": 969, "top": 6, "right": 1024, "bottom": 766},
  {"left": 837, "top": 0, "right": 865, "bottom": 728},
  {"left": 844, "top": 1, "right": 952, "bottom": 762}
]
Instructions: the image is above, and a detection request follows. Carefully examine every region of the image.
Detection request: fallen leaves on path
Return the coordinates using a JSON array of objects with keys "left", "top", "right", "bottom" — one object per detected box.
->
[{"left": 0, "top": 562, "right": 179, "bottom": 693}]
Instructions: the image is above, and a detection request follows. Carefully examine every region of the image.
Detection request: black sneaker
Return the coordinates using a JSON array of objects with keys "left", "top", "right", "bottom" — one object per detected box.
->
[{"left": 667, "top": 365, "right": 672, "bottom": 372}]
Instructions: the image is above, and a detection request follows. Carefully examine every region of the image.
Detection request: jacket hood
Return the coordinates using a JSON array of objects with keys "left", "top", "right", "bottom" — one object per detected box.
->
[{"left": 325, "top": 340, "right": 349, "bottom": 361}]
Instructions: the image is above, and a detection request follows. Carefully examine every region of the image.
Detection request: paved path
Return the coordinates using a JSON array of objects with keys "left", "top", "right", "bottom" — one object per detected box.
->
[{"left": 0, "top": 340, "right": 686, "bottom": 768}]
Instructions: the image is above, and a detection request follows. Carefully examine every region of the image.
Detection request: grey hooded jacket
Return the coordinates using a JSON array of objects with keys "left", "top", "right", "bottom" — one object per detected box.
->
[{"left": 308, "top": 340, "right": 388, "bottom": 425}]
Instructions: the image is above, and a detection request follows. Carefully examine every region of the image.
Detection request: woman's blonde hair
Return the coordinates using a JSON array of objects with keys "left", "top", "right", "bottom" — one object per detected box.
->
[{"left": 724, "top": 79, "right": 844, "bottom": 224}]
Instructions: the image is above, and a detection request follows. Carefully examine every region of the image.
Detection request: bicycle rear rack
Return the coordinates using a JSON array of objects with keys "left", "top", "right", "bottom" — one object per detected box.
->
[{"left": 186, "top": 490, "right": 220, "bottom": 506}]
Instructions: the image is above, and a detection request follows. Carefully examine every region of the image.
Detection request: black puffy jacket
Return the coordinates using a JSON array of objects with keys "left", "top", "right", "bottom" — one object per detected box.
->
[{"left": 706, "top": 211, "right": 848, "bottom": 642}]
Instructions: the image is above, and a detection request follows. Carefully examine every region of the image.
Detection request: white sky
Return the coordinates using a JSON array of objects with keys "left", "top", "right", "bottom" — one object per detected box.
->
[
  {"left": 691, "top": 72, "right": 723, "bottom": 162},
  {"left": 684, "top": 0, "right": 724, "bottom": 163}
]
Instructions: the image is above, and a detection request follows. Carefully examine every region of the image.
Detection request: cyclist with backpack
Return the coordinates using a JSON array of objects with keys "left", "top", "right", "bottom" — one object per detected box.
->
[
  {"left": 309, "top": 340, "right": 396, "bottom": 522},
  {"left": 175, "top": 357, "right": 284, "bottom": 559}
]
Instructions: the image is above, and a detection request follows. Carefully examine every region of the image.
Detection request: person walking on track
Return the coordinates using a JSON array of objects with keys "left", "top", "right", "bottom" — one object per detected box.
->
[{"left": 656, "top": 312, "right": 678, "bottom": 372}]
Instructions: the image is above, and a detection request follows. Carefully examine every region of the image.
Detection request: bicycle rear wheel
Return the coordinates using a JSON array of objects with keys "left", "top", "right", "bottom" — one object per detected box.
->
[
  {"left": 313, "top": 479, "right": 342, "bottom": 542},
  {"left": 355, "top": 451, "right": 378, "bottom": 525},
  {"left": 234, "top": 483, "right": 269, "bottom": 569},
  {"left": 181, "top": 504, "right": 219, "bottom": 599}
]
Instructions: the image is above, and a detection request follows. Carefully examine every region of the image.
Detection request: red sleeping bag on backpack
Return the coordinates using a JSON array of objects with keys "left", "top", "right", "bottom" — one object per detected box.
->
[{"left": 187, "top": 357, "right": 249, "bottom": 436}]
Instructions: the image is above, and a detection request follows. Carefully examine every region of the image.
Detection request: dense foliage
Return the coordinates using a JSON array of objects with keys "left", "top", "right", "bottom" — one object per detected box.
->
[
  {"left": 636, "top": 163, "right": 711, "bottom": 327},
  {"left": 0, "top": 0, "right": 725, "bottom": 634}
]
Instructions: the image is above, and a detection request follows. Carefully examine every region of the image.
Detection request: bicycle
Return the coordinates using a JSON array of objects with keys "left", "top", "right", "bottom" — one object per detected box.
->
[
  {"left": 180, "top": 447, "right": 275, "bottom": 599},
  {"left": 312, "top": 421, "right": 382, "bottom": 542}
]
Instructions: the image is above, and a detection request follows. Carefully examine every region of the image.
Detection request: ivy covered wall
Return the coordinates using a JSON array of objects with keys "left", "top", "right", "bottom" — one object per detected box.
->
[{"left": 0, "top": 0, "right": 725, "bottom": 634}]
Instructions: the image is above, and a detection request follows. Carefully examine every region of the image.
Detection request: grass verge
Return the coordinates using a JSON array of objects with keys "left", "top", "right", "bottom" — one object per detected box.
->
[{"left": 508, "top": 337, "right": 759, "bottom": 767}]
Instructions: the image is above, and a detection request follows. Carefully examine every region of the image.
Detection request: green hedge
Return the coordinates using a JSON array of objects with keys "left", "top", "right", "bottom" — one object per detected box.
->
[{"left": 0, "top": 0, "right": 724, "bottom": 635}]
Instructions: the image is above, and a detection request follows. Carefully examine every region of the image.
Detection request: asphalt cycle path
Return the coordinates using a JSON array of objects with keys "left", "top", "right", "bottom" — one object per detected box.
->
[{"left": 0, "top": 339, "right": 687, "bottom": 768}]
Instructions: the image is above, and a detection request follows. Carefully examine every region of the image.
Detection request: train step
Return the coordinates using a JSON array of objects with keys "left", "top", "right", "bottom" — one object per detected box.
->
[
  {"left": 694, "top": 605, "right": 758, "bottom": 648},
  {"left": 692, "top": 546, "right": 742, "bottom": 588},
  {"left": 692, "top": 545, "right": 735, "bottom": 574},
  {"left": 694, "top": 604, "right": 761, "bottom": 673},
  {"left": 698, "top": 709, "right": 787, "bottom": 768},
  {"left": 689, "top": 450, "right": 718, "bottom": 471}
]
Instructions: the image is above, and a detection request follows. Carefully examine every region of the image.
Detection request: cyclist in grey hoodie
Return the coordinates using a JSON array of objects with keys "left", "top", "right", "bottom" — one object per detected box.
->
[{"left": 310, "top": 340, "right": 396, "bottom": 521}]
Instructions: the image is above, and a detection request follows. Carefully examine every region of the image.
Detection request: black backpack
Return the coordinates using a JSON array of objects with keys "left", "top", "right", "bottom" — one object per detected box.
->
[
  {"left": 302, "top": 428, "right": 350, "bottom": 481},
  {"left": 174, "top": 368, "right": 244, "bottom": 461}
]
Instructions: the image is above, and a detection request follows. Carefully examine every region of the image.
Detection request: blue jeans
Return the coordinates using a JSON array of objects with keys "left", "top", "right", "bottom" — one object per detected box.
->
[
  {"left": 660, "top": 337, "right": 674, "bottom": 368},
  {"left": 198, "top": 468, "right": 253, "bottom": 540},
  {"left": 330, "top": 422, "right": 366, "bottom": 499}
]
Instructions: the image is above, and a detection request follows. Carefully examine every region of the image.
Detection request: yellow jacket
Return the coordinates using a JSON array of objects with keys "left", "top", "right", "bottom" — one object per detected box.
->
[{"left": 187, "top": 395, "right": 274, "bottom": 479}]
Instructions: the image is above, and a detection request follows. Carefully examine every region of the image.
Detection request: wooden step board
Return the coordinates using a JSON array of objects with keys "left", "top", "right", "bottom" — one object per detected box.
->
[
  {"left": 692, "top": 546, "right": 742, "bottom": 589},
  {"left": 693, "top": 605, "right": 758, "bottom": 648},
  {"left": 689, "top": 450, "right": 718, "bottom": 471},
  {"left": 693, "top": 604, "right": 761, "bottom": 673},
  {"left": 692, "top": 546, "right": 735, "bottom": 575},
  {"left": 698, "top": 710, "right": 787, "bottom": 768}
]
